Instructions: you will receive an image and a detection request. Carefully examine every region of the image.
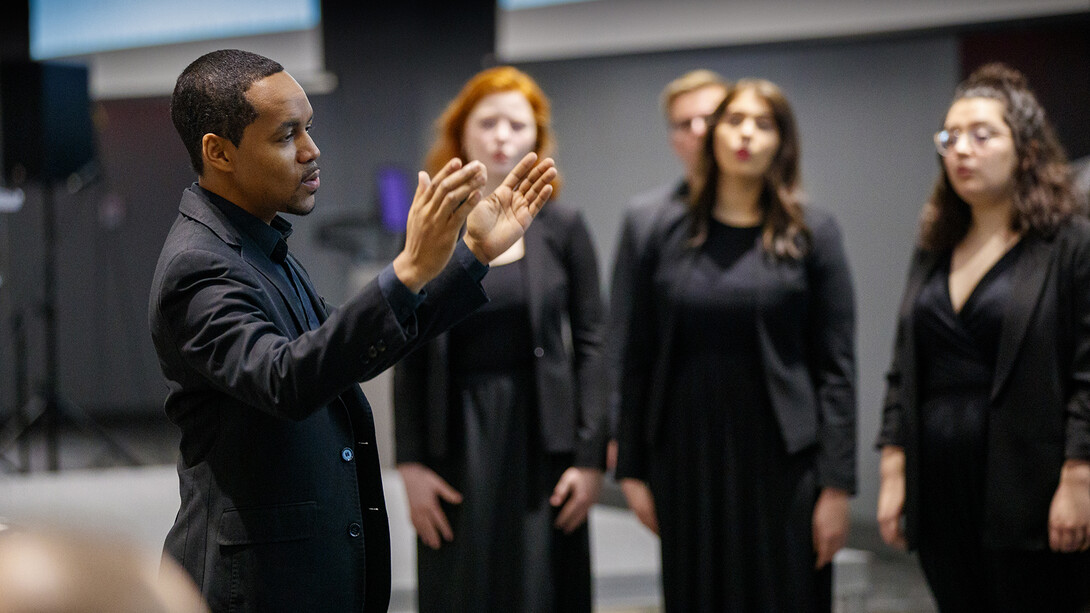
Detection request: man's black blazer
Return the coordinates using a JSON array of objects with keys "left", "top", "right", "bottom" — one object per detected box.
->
[
  {"left": 393, "top": 202, "right": 608, "bottom": 469},
  {"left": 614, "top": 204, "right": 858, "bottom": 494},
  {"left": 149, "top": 186, "right": 487, "bottom": 612},
  {"left": 877, "top": 217, "right": 1090, "bottom": 550}
]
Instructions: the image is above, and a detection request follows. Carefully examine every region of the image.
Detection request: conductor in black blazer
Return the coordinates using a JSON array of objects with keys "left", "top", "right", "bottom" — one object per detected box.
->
[
  {"left": 876, "top": 64, "right": 1090, "bottom": 611},
  {"left": 149, "top": 50, "right": 557, "bottom": 612}
]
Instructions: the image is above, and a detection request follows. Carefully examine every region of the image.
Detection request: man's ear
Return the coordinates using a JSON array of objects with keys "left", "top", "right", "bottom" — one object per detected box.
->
[{"left": 202, "top": 133, "right": 235, "bottom": 173}]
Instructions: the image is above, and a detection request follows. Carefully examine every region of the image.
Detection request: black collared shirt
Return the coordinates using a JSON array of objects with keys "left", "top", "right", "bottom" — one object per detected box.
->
[
  {"left": 199, "top": 185, "right": 324, "bottom": 329},
  {"left": 199, "top": 185, "right": 292, "bottom": 263}
]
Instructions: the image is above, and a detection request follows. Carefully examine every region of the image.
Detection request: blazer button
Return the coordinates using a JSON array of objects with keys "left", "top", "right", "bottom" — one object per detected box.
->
[
  {"left": 341, "top": 447, "right": 354, "bottom": 462},
  {"left": 368, "top": 346, "right": 378, "bottom": 358},
  {"left": 377, "top": 340, "right": 386, "bottom": 352},
  {"left": 533, "top": 347, "right": 544, "bottom": 358},
  {"left": 348, "top": 523, "right": 362, "bottom": 538}
]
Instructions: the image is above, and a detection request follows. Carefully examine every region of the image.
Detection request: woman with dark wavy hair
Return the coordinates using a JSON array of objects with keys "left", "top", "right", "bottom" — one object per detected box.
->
[
  {"left": 615, "top": 78, "right": 857, "bottom": 612},
  {"left": 877, "top": 63, "right": 1090, "bottom": 611}
]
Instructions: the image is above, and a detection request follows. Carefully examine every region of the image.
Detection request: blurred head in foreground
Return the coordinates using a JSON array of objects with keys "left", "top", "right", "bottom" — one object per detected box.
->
[{"left": 0, "top": 528, "right": 209, "bottom": 613}]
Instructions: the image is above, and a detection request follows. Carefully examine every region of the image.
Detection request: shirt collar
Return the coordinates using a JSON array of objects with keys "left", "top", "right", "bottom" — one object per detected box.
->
[{"left": 198, "top": 185, "right": 293, "bottom": 263}]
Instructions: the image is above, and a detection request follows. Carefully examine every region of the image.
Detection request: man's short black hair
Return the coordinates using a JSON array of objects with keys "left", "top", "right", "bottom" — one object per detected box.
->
[{"left": 171, "top": 49, "right": 284, "bottom": 175}]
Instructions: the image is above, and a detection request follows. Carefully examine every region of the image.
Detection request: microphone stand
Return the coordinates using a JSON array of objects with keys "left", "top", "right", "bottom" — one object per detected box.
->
[{"left": 0, "top": 182, "right": 140, "bottom": 471}]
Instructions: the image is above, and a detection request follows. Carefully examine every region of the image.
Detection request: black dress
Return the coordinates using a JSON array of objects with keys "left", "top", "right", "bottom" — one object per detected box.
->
[
  {"left": 914, "top": 243, "right": 1090, "bottom": 612},
  {"left": 649, "top": 220, "right": 830, "bottom": 612},
  {"left": 414, "top": 257, "right": 592, "bottom": 613}
]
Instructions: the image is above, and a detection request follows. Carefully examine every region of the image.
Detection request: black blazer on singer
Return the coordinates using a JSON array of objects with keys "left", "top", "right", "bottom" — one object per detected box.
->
[
  {"left": 393, "top": 202, "right": 609, "bottom": 469},
  {"left": 614, "top": 204, "right": 858, "bottom": 494},
  {"left": 877, "top": 217, "right": 1090, "bottom": 550}
]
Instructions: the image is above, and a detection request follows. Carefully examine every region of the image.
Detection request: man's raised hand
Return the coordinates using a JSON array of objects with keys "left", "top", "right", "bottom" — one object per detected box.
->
[
  {"left": 392, "top": 158, "right": 486, "bottom": 292},
  {"left": 463, "top": 152, "right": 556, "bottom": 264}
]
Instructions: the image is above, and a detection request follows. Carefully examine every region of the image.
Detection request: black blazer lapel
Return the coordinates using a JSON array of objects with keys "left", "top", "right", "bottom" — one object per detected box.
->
[
  {"left": 180, "top": 188, "right": 309, "bottom": 335},
  {"left": 646, "top": 242, "right": 698, "bottom": 440},
  {"left": 288, "top": 254, "right": 330, "bottom": 323},
  {"left": 899, "top": 251, "right": 939, "bottom": 327},
  {"left": 245, "top": 245, "right": 309, "bottom": 335},
  {"left": 991, "top": 237, "right": 1053, "bottom": 401},
  {"left": 898, "top": 250, "right": 940, "bottom": 418}
]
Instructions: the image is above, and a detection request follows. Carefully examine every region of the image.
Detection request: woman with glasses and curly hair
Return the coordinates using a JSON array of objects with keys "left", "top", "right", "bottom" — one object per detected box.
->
[
  {"left": 615, "top": 78, "right": 857, "bottom": 612},
  {"left": 876, "top": 63, "right": 1090, "bottom": 611},
  {"left": 393, "top": 66, "right": 607, "bottom": 613}
]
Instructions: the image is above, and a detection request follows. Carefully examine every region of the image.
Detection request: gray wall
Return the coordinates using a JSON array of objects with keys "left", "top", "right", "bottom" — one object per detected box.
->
[{"left": 516, "top": 33, "right": 960, "bottom": 521}]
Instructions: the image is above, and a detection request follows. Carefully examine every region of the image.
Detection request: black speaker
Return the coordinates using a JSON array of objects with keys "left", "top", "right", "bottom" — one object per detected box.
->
[{"left": 0, "top": 61, "right": 96, "bottom": 185}]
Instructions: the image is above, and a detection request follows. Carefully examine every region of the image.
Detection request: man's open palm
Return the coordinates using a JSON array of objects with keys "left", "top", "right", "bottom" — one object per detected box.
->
[{"left": 464, "top": 152, "right": 556, "bottom": 263}]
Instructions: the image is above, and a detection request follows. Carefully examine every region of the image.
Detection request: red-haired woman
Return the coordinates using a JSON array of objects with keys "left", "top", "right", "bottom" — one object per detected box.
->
[
  {"left": 615, "top": 79, "right": 857, "bottom": 612},
  {"left": 393, "top": 66, "right": 607, "bottom": 612},
  {"left": 877, "top": 63, "right": 1090, "bottom": 612}
]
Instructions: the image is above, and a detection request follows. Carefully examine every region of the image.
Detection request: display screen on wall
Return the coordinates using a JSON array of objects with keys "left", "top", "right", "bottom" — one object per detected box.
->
[
  {"left": 499, "top": 0, "right": 600, "bottom": 9},
  {"left": 30, "top": 0, "right": 320, "bottom": 59},
  {"left": 26, "top": 0, "right": 329, "bottom": 99},
  {"left": 496, "top": 0, "right": 1088, "bottom": 62}
]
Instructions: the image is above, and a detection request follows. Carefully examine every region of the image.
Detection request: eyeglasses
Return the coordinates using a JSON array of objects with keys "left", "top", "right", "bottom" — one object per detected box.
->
[
  {"left": 670, "top": 114, "right": 714, "bottom": 134},
  {"left": 933, "top": 125, "right": 1007, "bottom": 156}
]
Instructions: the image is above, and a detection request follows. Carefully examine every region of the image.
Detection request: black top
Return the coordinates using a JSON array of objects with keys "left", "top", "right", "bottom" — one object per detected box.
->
[
  {"left": 449, "top": 257, "right": 533, "bottom": 373},
  {"left": 912, "top": 242, "right": 1021, "bottom": 533},
  {"left": 915, "top": 243, "right": 1021, "bottom": 399},
  {"left": 672, "top": 221, "right": 763, "bottom": 359}
]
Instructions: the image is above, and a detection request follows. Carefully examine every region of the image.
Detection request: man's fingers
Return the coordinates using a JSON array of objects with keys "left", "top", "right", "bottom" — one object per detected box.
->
[
  {"left": 439, "top": 182, "right": 480, "bottom": 216},
  {"left": 499, "top": 152, "right": 539, "bottom": 192},
  {"left": 513, "top": 159, "right": 556, "bottom": 201},
  {"left": 451, "top": 190, "right": 482, "bottom": 226},
  {"left": 414, "top": 171, "right": 430, "bottom": 201},
  {"left": 428, "top": 157, "right": 464, "bottom": 191},
  {"left": 418, "top": 158, "right": 461, "bottom": 204},
  {"left": 520, "top": 157, "right": 555, "bottom": 192},
  {"left": 518, "top": 163, "right": 557, "bottom": 216},
  {"left": 434, "top": 163, "right": 485, "bottom": 215},
  {"left": 526, "top": 183, "right": 554, "bottom": 218}
]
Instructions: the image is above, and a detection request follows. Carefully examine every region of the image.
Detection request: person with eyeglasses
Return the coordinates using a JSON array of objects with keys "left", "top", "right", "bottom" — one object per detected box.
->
[
  {"left": 604, "top": 70, "right": 728, "bottom": 473},
  {"left": 615, "top": 78, "right": 857, "bottom": 612},
  {"left": 876, "top": 63, "right": 1090, "bottom": 612}
]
